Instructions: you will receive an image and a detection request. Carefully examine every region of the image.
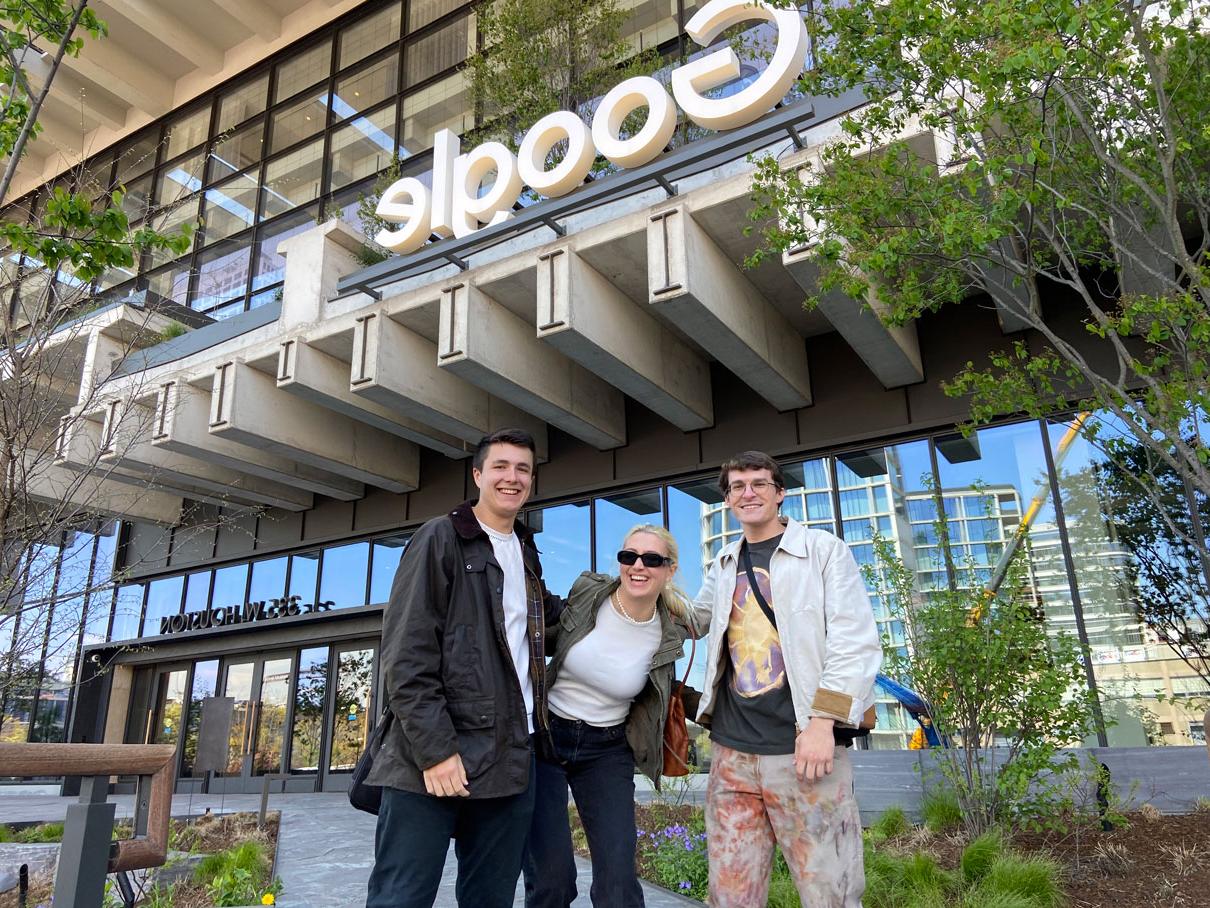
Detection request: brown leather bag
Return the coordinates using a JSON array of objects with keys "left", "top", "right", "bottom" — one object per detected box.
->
[{"left": 662, "top": 632, "right": 697, "bottom": 777}]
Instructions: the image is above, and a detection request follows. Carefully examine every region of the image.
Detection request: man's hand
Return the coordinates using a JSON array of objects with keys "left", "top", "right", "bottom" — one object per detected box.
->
[
  {"left": 423, "top": 753, "right": 469, "bottom": 797},
  {"left": 795, "top": 718, "right": 835, "bottom": 783}
]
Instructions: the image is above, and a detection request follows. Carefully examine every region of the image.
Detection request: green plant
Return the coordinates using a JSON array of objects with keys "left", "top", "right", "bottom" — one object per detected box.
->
[
  {"left": 157, "top": 320, "right": 188, "bottom": 342},
  {"left": 142, "top": 883, "right": 178, "bottom": 908},
  {"left": 923, "top": 788, "right": 963, "bottom": 834},
  {"left": 869, "top": 806, "right": 911, "bottom": 841},
  {"left": 864, "top": 508, "right": 1105, "bottom": 836},
  {"left": 863, "top": 846, "right": 958, "bottom": 908},
  {"left": 18, "top": 821, "right": 65, "bottom": 843},
  {"left": 971, "top": 855, "right": 1066, "bottom": 908},
  {"left": 960, "top": 829, "right": 1005, "bottom": 884},
  {"left": 0, "top": 824, "right": 13, "bottom": 842},
  {"left": 195, "top": 841, "right": 278, "bottom": 907},
  {"left": 637, "top": 819, "right": 708, "bottom": 901}
]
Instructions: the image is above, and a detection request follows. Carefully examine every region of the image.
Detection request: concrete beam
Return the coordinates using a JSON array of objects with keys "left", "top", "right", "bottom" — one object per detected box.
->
[
  {"left": 206, "top": 0, "right": 280, "bottom": 39},
  {"left": 349, "top": 312, "right": 549, "bottom": 459},
  {"left": 535, "top": 246, "right": 712, "bottom": 430},
  {"left": 102, "top": 0, "right": 226, "bottom": 73},
  {"left": 648, "top": 205, "right": 811, "bottom": 410},
  {"left": 27, "top": 452, "right": 181, "bottom": 525},
  {"left": 279, "top": 220, "right": 367, "bottom": 329},
  {"left": 276, "top": 336, "right": 472, "bottom": 459},
  {"left": 153, "top": 379, "right": 365, "bottom": 501},
  {"left": 1114, "top": 210, "right": 1172, "bottom": 301},
  {"left": 977, "top": 235, "right": 1037, "bottom": 333},
  {"left": 60, "top": 36, "right": 172, "bottom": 115},
  {"left": 100, "top": 401, "right": 313, "bottom": 511},
  {"left": 438, "top": 282, "right": 626, "bottom": 450},
  {"left": 209, "top": 361, "right": 419, "bottom": 493}
]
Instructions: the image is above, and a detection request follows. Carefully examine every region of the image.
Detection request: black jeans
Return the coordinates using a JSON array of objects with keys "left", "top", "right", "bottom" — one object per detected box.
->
[
  {"left": 523, "top": 714, "right": 644, "bottom": 908},
  {"left": 365, "top": 754, "right": 536, "bottom": 908}
]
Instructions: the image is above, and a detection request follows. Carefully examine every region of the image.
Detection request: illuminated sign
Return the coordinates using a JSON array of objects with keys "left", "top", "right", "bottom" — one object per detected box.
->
[{"left": 374, "top": 0, "right": 809, "bottom": 253}]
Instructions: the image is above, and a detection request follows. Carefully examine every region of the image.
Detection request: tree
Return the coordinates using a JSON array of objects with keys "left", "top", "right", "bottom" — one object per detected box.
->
[
  {"left": 0, "top": 0, "right": 215, "bottom": 741},
  {"left": 465, "top": 0, "right": 660, "bottom": 153},
  {"left": 749, "top": 0, "right": 1210, "bottom": 644},
  {"left": 867, "top": 518, "right": 1103, "bottom": 835}
]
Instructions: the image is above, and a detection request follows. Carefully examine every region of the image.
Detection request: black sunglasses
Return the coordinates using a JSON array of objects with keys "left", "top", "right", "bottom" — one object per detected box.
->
[{"left": 617, "top": 550, "right": 672, "bottom": 568}]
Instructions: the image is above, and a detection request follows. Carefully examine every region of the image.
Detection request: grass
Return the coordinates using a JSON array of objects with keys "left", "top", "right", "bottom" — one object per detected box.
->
[
  {"left": 922, "top": 788, "right": 964, "bottom": 834},
  {"left": 0, "top": 822, "right": 65, "bottom": 843},
  {"left": 961, "top": 829, "right": 1005, "bottom": 883},
  {"left": 869, "top": 805, "right": 911, "bottom": 841}
]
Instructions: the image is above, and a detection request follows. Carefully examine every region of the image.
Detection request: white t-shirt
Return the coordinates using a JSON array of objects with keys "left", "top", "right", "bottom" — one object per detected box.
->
[
  {"left": 479, "top": 520, "right": 533, "bottom": 734},
  {"left": 548, "top": 597, "right": 663, "bottom": 727}
]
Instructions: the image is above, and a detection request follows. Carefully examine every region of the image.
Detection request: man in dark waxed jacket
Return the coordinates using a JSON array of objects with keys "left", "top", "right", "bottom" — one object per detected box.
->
[{"left": 366, "top": 428, "right": 561, "bottom": 908}]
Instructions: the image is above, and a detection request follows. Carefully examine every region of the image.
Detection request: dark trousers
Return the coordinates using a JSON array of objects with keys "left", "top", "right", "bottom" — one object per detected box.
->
[
  {"left": 366, "top": 756, "right": 536, "bottom": 908},
  {"left": 523, "top": 714, "right": 644, "bottom": 908}
]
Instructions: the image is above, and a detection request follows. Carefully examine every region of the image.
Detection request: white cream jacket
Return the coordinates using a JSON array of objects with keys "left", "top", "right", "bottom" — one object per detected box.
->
[{"left": 690, "top": 518, "right": 883, "bottom": 730}]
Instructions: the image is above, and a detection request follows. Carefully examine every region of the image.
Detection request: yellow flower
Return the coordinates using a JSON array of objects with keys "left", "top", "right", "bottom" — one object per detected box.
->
[{"left": 261, "top": 895, "right": 275, "bottom": 905}]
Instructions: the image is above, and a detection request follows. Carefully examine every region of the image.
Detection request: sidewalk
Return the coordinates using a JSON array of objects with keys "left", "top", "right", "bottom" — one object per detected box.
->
[{"left": 0, "top": 789, "right": 700, "bottom": 907}]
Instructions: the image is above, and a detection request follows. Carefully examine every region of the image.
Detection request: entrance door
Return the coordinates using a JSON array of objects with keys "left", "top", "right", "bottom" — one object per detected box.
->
[
  {"left": 212, "top": 652, "right": 295, "bottom": 794},
  {"left": 320, "top": 644, "right": 377, "bottom": 791}
]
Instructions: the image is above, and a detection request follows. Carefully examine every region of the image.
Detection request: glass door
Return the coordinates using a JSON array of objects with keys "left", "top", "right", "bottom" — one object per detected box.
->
[
  {"left": 212, "top": 652, "right": 295, "bottom": 793},
  {"left": 321, "top": 643, "right": 377, "bottom": 791}
]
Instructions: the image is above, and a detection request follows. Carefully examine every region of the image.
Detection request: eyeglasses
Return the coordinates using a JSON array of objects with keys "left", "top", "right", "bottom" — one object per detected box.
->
[
  {"left": 726, "top": 479, "right": 779, "bottom": 497},
  {"left": 617, "top": 550, "right": 672, "bottom": 568}
]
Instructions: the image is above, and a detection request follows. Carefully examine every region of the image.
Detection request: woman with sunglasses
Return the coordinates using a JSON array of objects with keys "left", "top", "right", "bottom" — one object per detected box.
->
[{"left": 523, "top": 524, "right": 697, "bottom": 908}]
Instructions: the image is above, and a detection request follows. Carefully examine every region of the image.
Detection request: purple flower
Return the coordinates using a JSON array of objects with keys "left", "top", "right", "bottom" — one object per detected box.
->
[{"left": 679, "top": 881, "right": 692, "bottom": 891}]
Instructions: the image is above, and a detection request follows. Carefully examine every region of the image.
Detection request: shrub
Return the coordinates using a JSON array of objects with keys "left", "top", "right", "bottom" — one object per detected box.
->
[
  {"left": 960, "top": 829, "right": 1004, "bottom": 884},
  {"left": 923, "top": 788, "right": 963, "bottom": 834},
  {"left": 870, "top": 806, "right": 911, "bottom": 840},
  {"left": 638, "top": 822, "right": 708, "bottom": 901}
]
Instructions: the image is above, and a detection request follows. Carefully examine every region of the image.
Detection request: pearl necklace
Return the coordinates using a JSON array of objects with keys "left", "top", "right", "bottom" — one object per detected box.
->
[{"left": 612, "top": 590, "right": 657, "bottom": 626}]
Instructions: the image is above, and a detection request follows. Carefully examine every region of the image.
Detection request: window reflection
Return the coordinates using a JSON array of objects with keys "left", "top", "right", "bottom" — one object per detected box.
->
[
  {"left": 401, "top": 72, "right": 472, "bottom": 154},
  {"left": 194, "top": 241, "right": 252, "bottom": 311},
  {"left": 202, "top": 174, "right": 258, "bottom": 244},
  {"left": 339, "top": 3, "right": 401, "bottom": 69},
  {"left": 150, "top": 669, "right": 188, "bottom": 747},
  {"left": 320, "top": 542, "right": 369, "bottom": 609},
  {"left": 249, "top": 557, "right": 288, "bottom": 602},
  {"left": 275, "top": 41, "right": 332, "bottom": 103},
  {"left": 165, "top": 107, "right": 211, "bottom": 160},
  {"left": 404, "top": 16, "right": 473, "bottom": 87},
  {"left": 289, "top": 551, "right": 320, "bottom": 603},
  {"left": 253, "top": 656, "right": 293, "bottom": 775},
  {"left": 526, "top": 503, "right": 590, "bottom": 598},
  {"left": 217, "top": 74, "right": 269, "bottom": 133},
  {"left": 142, "top": 576, "right": 184, "bottom": 636},
  {"left": 594, "top": 489, "right": 662, "bottom": 574},
  {"left": 329, "top": 103, "right": 397, "bottom": 190},
  {"left": 370, "top": 536, "right": 408, "bottom": 604},
  {"left": 291, "top": 647, "right": 329, "bottom": 773},
  {"left": 334, "top": 54, "right": 400, "bottom": 118},
  {"left": 111, "top": 583, "right": 145, "bottom": 642},
  {"left": 181, "top": 660, "right": 218, "bottom": 776},
  {"left": 183, "top": 570, "right": 213, "bottom": 612},
  {"left": 329, "top": 648, "right": 374, "bottom": 771},
  {"left": 269, "top": 93, "right": 329, "bottom": 154},
  {"left": 252, "top": 208, "right": 316, "bottom": 291},
  {"left": 212, "top": 563, "right": 249, "bottom": 607},
  {"left": 261, "top": 139, "right": 324, "bottom": 218}
]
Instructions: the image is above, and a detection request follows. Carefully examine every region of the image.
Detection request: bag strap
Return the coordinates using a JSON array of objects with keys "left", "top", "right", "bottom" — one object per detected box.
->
[
  {"left": 674, "top": 613, "right": 697, "bottom": 693},
  {"left": 741, "top": 539, "right": 778, "bottom": 631}
]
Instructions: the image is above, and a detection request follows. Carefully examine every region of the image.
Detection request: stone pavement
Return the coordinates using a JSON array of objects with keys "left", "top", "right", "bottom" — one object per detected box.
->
[{"left": 0, "top": 787, "right": 700, "bottom": 907}]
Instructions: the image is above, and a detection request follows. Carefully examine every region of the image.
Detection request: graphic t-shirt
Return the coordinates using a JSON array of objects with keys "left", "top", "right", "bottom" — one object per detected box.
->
[{"left": 709, "top": 533, "right": 798, "bottom": 755}]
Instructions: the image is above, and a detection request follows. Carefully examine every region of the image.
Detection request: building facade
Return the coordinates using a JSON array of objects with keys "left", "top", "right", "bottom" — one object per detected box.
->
[{"left": 1, "top": 0, "right": 1207, "bottom": 793}]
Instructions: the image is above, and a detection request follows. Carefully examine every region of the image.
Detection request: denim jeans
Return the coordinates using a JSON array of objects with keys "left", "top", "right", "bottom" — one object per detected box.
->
[
  {"left": 365, "top": 753, "right": 536, "bottom": 908},
  {"left": 523, "top": 714, "right": 644, "bottom": 908}
]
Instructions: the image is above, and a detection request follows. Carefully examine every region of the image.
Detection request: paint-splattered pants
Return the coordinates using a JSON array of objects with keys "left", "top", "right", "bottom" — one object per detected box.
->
[{"left": 705, "top": 743, "right": 864, "bottom": 908}]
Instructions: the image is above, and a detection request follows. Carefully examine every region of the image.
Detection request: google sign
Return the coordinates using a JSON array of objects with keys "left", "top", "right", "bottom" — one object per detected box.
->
[{"left": 374, "top": 0, "right": 809, "bottom": 253}]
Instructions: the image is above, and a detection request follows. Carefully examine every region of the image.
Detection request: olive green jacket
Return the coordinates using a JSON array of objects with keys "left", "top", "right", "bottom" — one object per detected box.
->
[{"left": 546, "top": 571, "right": 697, "bottom": 787}]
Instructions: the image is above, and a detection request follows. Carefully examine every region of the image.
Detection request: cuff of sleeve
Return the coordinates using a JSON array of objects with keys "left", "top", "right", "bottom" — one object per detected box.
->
[{"left": 811, "top": 688, "right": 854, "bottom": 724}]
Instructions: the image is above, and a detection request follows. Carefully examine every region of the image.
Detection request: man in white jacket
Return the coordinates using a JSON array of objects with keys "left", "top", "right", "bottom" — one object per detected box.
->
[{"left": 691, "top": 451, "right": 882, "bottom": 908}]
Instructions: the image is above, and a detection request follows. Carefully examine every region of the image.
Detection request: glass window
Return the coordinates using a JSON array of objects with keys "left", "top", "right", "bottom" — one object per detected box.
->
[
  {"left": 208, "top": 119, "right": 265, "bottom": 184},
  {"left": 594, "top": 489, "right": 662, "bottom": 573},
  {"left": 329, "top": 103, "right": 397, "bottom": 190},
  {"left": 369, "top": 536, "right": 408, "bottom": 604},
  {"left": 289, "top": 551, "right": 320, "bottom": 603},
  {"left": 145, "top": 260, "right": 192, "bottom": 306},
  {"left": 217, "top": 74, "right": 269, "bottom": 133},
  {"left": 150, "top": 669, "right": 188, "bottom": 746},
  {"left": 247, "top": 285, "right": 280, "bottom": 312},
  {"left": 261, "top": 139, "right": 324, "bottom": 219},
  {"left": 212, "top": 563, "right": 249, "bottom": 607},
  {"left": 667, "top": 480, "right": 724, "bottom": 690},
  {"left": 618, "top": 0, "right": 680, "bottom": 53},
  {"left": 55, "top": 530, "right": 95, "bottom": 603},
  {"left": 249, "top": 557, "right": 287, "bottom": 602},
  {"left": 401, "top": 71, "right": 471, "bottom": 155},
  {"left": 408, "top": 0, "right": 470, "bottom": 32},
  {"left": 334, "top": 53, "right": 400, "bottom": 119},
  {"left": 22, "top": 541, "right": 60, "bottom": 605},
  {"left": 116, "top": 130, "right": 160, "bottom": 182},
  {"left": 269, "top": 93, "right": 329, "bottom": 155},
  {"left": 83, "top": 588, "right": 112, "bottom": 647},
  {"left": 111, "top": 583, "right": 145, "bottom": 642},
  {"left": 40, "top": 591, "right": 85, "bottom": 717},
  {"left": 183, "top": 570, "right": 213, "bottom": 612},
  {"left": 252, "top": 208, "right": 317, "bottom": 291},
  {"left": 165, "top": 106, "right": 211, "bottom": 159},
  {"left": 339, "top": 3, "right": 401, "bottom": 69},
  {"left": 202, "top": 174, "right": 259, "bottom": 245},
  {"left": 404, "top": 15, "right": 472, "bottom": 87},
  {"left": 320, "top": 542, "right": 369, "bottom": 609},
  {"left": 526, "top": 503, "right": 590, "bottom": 599},
  {"left": 253, "top": 656, "right": 293, "bottom": 775},
  {"left": 158, "top": 151, "right": 207, "bottom": 208},
  {"left": 329, "top": 648, "right": 374, "bottom": 772},
  {"left": 142, "top": 575, "right": 184, "bottom": 636},
  {"left": 147, "top": 195, "right": 200, "bottom": 269},
  {"left": 194, "top": 240, "right": 251, "bottom": 311},
  {"left": 291, "top": 646, "right": 329, "bottom": 773},
  {"left": 275, "top": 41, "right": 333, "bottom": 103},
  {"left": 118, "top": 171, "right": 154, "bottom": 223},
  {"left": 181, "top": 660, "right": 218, "bottom": 776}
]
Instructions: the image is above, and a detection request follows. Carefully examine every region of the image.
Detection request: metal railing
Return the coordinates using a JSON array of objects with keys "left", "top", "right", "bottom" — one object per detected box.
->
[{"left": 0, "top": 743, "right": 177, "bottom": 908}]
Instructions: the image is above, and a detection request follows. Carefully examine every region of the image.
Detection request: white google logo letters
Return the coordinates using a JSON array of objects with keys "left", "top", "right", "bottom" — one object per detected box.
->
[{"left": 374, "top": 0, "right": 809, "bottom": 254}]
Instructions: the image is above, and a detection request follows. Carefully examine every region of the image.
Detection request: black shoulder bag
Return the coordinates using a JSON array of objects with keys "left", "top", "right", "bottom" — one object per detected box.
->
[
  {"left": 348, "top": 705, "right": 393, "bottom": 814},
  {"left": 740, "top": 540, "right": 871, "bottom": 746}
]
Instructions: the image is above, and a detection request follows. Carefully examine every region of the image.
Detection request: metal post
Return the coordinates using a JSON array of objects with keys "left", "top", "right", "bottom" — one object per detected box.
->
[{"left": 52, "top": 775, "right": 117, "bottom": 908}]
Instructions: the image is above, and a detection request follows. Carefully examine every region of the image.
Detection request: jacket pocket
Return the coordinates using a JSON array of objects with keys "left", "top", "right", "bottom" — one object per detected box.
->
[{"left": 448, "top": 696, "right": 495, "bottom": 779}]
